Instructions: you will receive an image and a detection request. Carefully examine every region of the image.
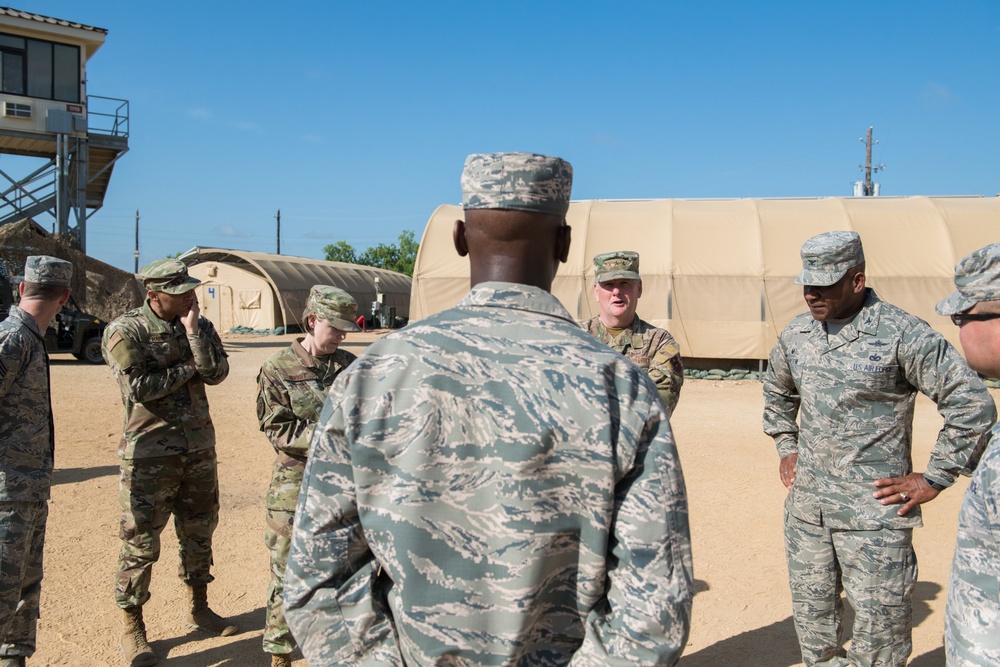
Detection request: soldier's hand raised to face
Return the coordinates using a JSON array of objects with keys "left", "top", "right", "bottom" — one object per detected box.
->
[{"left": 181, "top": 295, "right": 200, "bottom": 334}]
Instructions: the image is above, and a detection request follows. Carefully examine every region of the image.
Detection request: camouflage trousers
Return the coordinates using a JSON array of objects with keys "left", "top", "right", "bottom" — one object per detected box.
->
[
  {"left": 0, "top": 500, "right": 47, "bottom": 659},
  {"left": 114, "top": 450, "right": 220, "bottom": 608},
  {"left": 785, "top": 512, "right": 916, "bottom": 667},
  {"left": 263, "top": 508, "right": 296, "bottom": 655}
]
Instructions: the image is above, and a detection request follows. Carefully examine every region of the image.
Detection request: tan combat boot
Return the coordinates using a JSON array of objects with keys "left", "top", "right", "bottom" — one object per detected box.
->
[
  {"left": 120, "top": 606, "right": 157, "bottom": 666},
  {"left": 185, "top": 584, "right": 238, "bottom": 636},
  {"left": 270, "top": 654, "right": 293, "bottom": 667}
]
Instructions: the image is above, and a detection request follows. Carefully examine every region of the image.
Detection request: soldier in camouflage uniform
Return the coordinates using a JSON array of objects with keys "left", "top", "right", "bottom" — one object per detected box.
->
[
  {"left": 580, "top": 251, "right": 683, "bottom": 415},
  {"left": 285, "top": 152, "right": 694, "bottom": 666},
  {"left": 937, "top": 243, "right": 1000, "bottom": 666},
  {"left": 0, "top": 256, "right": 72, "bottom": 667},
  {"left": 256, "top": 285, "right": 360, "bottom": 667},
  {"left": 103, "top": 258, "right": 237, "bottom": 667},
  {"left": 763, "top": 231, "right": 995, "bottom": 667}
]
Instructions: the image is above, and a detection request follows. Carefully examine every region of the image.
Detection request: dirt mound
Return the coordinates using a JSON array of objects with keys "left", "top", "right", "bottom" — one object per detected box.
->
[{"left": 0, "top": 218, "right": 142, "bottom": 321}]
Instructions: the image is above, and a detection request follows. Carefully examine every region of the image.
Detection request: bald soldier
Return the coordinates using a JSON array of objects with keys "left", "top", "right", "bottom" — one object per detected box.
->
[
  {"left": 256, "top": 285, "right": 360, "bottom": 667},
  {"left": 581, "top": 251, "right": 683, "bottom": 415},
  {"left": 0, "top": 256, "right": 72, "bottom": 667},
  {"left": 763, "top": 231, "right": 995, "bottom": 667},
  {"left": 937, "top": 243, "right": 1000, "bottom": 666},
  {"left": 103, "top": 259, "right": 237, "bottom": 667},
  {"left": 285, "top": 152, "right": 694, "bottom": 666}
]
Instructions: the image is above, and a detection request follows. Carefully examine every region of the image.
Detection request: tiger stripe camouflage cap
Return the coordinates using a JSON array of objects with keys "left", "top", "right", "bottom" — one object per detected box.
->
[
  {"left": 307, "top": 285, "right": 361, "bottom": 332},
  {"left": 594, "top": 251, "right": 640, "bottom": 282},
  {"left": 795, "top": 231, "right": 865, "bottom": 287},
  {"left": 461, "top": 152, "right": 573, "bottom": 217},
  {"left": 24, "top": 255, "right": 72, "bottom": 286},
  {"left": 140, "top": 258, "right": 200, "bottom": 294},
  {"left": 936, "top": 242, "right": 1000, "bottom": 315}
]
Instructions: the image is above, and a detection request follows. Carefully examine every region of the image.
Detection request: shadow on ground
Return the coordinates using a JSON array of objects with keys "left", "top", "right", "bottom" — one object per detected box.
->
[
  {"left": 53, "top": 465, "right": 119, "bottom": 485},
  {"left": 680, "top": 581, "right": 943, "bottom": 666},
  {"left": 149, "top": 608, "right": 266, "bottom": 666}
]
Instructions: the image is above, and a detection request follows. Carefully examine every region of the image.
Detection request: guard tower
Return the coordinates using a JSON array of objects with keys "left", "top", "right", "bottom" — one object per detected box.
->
[{"left": 0, "top": 7, "right": 128, "bottom": 252}]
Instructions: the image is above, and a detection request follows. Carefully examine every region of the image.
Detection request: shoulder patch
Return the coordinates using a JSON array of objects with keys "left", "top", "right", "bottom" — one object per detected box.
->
[{"left": 104, "top": 330, "right": 143, "bottom": 371}]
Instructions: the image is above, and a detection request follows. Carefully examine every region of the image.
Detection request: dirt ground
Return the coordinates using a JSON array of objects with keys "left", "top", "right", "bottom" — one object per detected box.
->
[{"left": 33, "top": 331, "right": 983, "bottom": 666}]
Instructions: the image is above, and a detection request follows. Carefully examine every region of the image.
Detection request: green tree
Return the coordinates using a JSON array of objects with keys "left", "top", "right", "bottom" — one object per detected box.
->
[
  {"left": 323, "top": 240, "right": 358, "bottom": 264},
  {"left": 325, "top": 231, "right": 419, "bottom": 277}
]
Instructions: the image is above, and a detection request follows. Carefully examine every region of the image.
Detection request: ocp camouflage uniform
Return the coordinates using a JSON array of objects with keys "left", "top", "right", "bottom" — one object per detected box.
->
[
  {"left": 285, "top": 282, "right": 695, "bottom": 666},
  {"left": 0, "top": 305, "right": 54, "bottom": 660},
  {"left": 103, "top": 300, "right": 229, "bottom": 608},
  {"left": 256, "top": 340, "right": 356, "bottom": 655},
  {"left": 764, "top": 288, "right": 995, "bottom": 667},
  {"left": 580, "top": 315, "right": 683, "bottom": 415}
]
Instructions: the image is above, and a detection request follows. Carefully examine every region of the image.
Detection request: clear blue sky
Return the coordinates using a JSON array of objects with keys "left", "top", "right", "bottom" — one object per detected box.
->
[{"left": 12, "top": 1, "right": 1000, "bottom": 272}]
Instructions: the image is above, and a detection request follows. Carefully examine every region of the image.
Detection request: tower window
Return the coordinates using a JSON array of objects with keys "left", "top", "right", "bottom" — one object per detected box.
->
[{"left": 0, "top": 32, "right": 80, "bottom": 103}]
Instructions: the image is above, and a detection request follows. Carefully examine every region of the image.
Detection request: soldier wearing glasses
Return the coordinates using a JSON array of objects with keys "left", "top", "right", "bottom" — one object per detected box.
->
[
  {"left": 763, "top": 231, "right": 995, "bottom": 667},
  {"left": 938, "top": 243, "right": 1000, "bottom": 666}
]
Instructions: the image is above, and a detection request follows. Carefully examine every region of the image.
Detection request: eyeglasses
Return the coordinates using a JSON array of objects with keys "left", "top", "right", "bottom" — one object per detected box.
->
[{"left": 950, "top": 312, "right": 1000, "bottom": 326}]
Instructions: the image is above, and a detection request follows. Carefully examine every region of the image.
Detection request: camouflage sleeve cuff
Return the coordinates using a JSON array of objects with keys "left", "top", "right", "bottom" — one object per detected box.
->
[
  {"left": 775, "top": 437, "right": 798, "bottom": 459},
  {"left": 923, "top": 469, "right": 951, "bottom": 490}
]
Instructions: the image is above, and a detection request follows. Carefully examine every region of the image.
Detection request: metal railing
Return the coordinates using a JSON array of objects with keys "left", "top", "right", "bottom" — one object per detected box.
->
[{"left": 87, "top": 95, "right": 129, "bottom": 139}]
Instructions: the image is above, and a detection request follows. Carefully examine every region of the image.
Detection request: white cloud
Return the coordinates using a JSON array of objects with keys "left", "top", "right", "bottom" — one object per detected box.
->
[
  {"left": 215, "top": 225, "right": 253, "bottom": 238},
  {"left": 920, "top": 83, "right": 956, "bottom": 109}
]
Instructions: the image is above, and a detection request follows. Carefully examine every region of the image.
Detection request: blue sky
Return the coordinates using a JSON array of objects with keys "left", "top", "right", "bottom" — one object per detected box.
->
[{"left": 11, "top": 1, "right": 1000, "bottom": 272}]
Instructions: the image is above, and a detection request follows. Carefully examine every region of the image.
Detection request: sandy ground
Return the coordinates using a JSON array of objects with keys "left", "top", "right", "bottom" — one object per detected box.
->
[{"left": 31, "top": 330, "right": 984, "bottom": 666}]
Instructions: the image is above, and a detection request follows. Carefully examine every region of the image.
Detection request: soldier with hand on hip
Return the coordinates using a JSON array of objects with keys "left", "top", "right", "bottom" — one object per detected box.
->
[{"left": 763, "top": 231, "right": 995, "bottom": 667}]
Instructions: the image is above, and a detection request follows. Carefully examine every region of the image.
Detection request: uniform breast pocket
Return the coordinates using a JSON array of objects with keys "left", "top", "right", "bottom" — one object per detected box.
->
[
  {"left": 628, "top": 352, "right": 650, "bottom": 369},
  {"left": 287, "top": 378, "right": 326, "bottom": 421},
  {"left": 844, "top": 363, "right": 899, "bottom": 391},
  {"left": 146, "top": 337, "right": 184, "bottom": 365}
]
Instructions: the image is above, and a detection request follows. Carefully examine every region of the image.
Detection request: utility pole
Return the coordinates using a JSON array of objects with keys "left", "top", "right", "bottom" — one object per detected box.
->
[
  {"left": 276, "top": 209, "right": 281, "bottom": 255},
  {"left": 860, "top": 126, "right": 885, "bottom": 196},
  {"left": 134, "top": 209, "right": 140, "bottom": 273}
]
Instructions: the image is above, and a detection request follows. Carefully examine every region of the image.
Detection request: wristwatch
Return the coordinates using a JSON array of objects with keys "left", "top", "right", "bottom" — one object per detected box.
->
[{"left": 924, "top": 475, "right": 946, "bottom": 492}]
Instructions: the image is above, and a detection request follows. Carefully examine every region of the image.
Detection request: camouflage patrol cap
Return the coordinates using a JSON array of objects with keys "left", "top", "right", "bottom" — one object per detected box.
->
[
  {"left": 307, "top": 285, "right": 361, "bottom": 332},
  {"left": 461, "top": 152, "right": 573, "bottom": 217},
  {"left": 594, "top": 251, "right": 640, "bottom": 283},
  {"left": 936, "top": 243, "right": 1000, "bottom": 315},
  {"left": 140, "top": 258, "right": 200, "bottom": 294},
  {"left": 24, "top": 255, "right": 72, "bottom": 286},
  {"left": 795, "top": 231, "right": 865, "bottom": 287}
]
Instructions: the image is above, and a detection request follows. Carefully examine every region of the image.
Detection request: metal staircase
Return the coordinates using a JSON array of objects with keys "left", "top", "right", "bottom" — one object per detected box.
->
[{"left": 0, "top": 95, "right": 129, "bottom": 251}]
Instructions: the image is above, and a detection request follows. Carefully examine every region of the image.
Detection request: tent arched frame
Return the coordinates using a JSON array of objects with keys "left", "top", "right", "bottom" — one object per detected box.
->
[{"left": 179, "top": 247, "right": 412, "bottom": 330}]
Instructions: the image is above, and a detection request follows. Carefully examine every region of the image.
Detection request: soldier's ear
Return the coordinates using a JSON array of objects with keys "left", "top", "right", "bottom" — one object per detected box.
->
[
  {"left": 852, "top": 270, "right": 866, "bottom": 293},
  {"left": 453, "top": 220, "right": 469, "bottom": 257},
  {"left": 556, "top": 223, "right": 571, "bottom": 264}
]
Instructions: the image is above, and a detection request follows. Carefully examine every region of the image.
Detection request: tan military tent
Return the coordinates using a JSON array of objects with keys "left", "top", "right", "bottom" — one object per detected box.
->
[
  {"left": 180, "top": 248, "right": 411, "bottom": 332},
  {"left": 410, "top": 196, "right": 1000, "bottom": 360}
]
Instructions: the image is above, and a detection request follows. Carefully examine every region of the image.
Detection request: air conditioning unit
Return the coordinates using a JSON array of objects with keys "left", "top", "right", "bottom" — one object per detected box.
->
[{"left": 3, "top": 102, "right": 31, "bottom": 119}]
